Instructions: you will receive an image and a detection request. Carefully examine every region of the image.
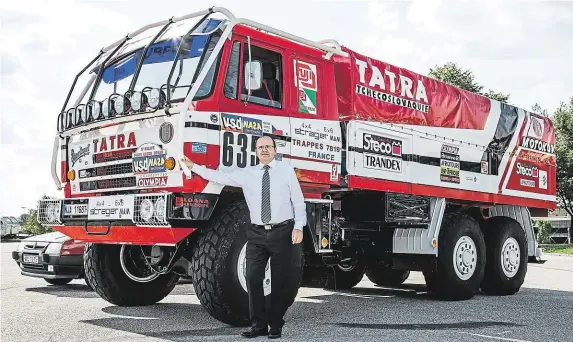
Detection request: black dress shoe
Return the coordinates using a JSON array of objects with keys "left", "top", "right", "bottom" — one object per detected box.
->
[
  {"left": 268, "top": 327, "right": 282, "bottom": 339},
  {"left": 241, "top": 327, "right": 268, "bottom": 338}
]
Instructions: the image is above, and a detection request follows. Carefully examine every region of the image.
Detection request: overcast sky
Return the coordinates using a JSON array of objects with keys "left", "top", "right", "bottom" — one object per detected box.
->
[{"left": 1, "top": 0, "right": 572, "bottom": 216}]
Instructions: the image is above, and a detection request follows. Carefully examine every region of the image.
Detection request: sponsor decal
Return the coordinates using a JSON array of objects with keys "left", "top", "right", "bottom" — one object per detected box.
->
[
  {"left": 330, "top": 164, "right": 339, "bottom": 181},
  {"left": 192, "top": 142, "right": 207, "bottom": 154},
  {"left": 354, "top": 58, "right": 429, "bottom": 114},
  {"left": 539, "top": 170, "right": 548, "bottom": 189},
  {"left": 176, "top": 197, "right": 211, "bottom": 208},
  {"left": 520, "top": 179, "right": 535, "bottom": 188},
  {"left": 294, "top": 60, "right": 318, "bottom": 115},
  {"left": 221, "top": 113, "right": 263, "bottom": 135},
  {"left": 136, "top": 173, "right": 168, "bottom": 187},
  {"left": 362, "top": 133, "right": 402, "bottom": 157},
  {"left": 93, "top": 132, "right": 137, "bottom": 153},
  {"left": 481, "top": 161, "right": 489, "bottom": 174},
  {"left": 520, "top": 136, "right": 554, "bottom": 154},
  {"left": 70, "top": 144, "right": 90, "bottom": 167},
  {"left": 132, "top": 144, "right": 166, "bottom": 174},
  {"left": 210, "top": 114, "right": 218, "bottom": 123},
  {"left": 274, "top": 153, "right": 283, "bottom": 161},
  {"left": 159, "top": 122, "right": 174, "bottom": 144},
  {"left": 440, "top": 144, "right": 460, "bottom": 183},
  {"left": 516, "top": 162, "right": 538, "bottom": 178},
  {"left": 308, "top": 151, "right": 335, "bottom": 161},
  {"left": 363, "top": 154, "right": 402, "bottom": 172},
  {"left": 528, "top": 114, "right": 545, "bottom": 140}
]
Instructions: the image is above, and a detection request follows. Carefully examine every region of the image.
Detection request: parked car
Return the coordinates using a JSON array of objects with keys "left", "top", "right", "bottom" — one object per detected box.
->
[
  {"left": 1, "top": 216, "right": 22, "bottom": 239},
  {"left": 12, "top": 231, "right": 91, "bottom": 288}
]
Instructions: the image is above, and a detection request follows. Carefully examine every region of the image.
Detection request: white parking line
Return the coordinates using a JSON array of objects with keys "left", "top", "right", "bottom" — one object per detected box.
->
[{"left": 458, "top": 332, "right": 532, "bottom": 342}]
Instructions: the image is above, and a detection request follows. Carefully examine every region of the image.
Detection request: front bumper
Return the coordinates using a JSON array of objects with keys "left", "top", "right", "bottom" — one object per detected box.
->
[
  {"left": 36, "top": 192, "right": 218, "bottom": 245},
  {"left": 12, "top": 251, "right": 83, "bottom": 279}
]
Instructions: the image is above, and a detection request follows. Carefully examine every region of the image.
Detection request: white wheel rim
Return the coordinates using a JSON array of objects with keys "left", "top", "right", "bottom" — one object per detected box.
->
[
  {"left": 453, "top": 236, "right": 477, "bottom": 280},
  {"left": 237, "top": 242, "right": 271, "bottom": 296},
  {"left": 501, "top": 237, "right": 520, "bottom": 278},
  {"left": 120, "top": 245, "right": 160, "bottom": 283}
]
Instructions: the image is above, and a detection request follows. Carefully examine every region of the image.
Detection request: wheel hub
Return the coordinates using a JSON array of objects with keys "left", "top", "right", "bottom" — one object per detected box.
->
[
  {"left": 453, "top": 236, "right": 477, "bottom": 280},
  {"left": 501, "top": 237, "right": 520, "bottom": 277},
  {"left": 120, "top": 245, "right": 161, "bottom": 283},
  {"left": 237, "top": 242, "right": 272, "bottom": 296}
]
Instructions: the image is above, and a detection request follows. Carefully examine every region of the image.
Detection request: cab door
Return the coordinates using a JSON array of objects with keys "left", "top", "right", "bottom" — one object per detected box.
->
[
  {"left": 217, "top": 35, "right": 291, "bottom": 172},
  {"left": 287, "top": 53, "right": 342, "bottom": 185}
]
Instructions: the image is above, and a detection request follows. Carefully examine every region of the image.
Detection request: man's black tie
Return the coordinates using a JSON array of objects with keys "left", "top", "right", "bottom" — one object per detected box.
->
[{"left": 261, "top": 165, "right": 271, "bottom": 223}]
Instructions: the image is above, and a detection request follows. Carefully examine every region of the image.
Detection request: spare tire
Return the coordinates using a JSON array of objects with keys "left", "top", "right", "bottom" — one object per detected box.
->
[
  {"left": 191, "top": 200, "right": 304, "bottom": 326},
  {"left": 365, "top": 264, "right": 410, "bottom": 287}
]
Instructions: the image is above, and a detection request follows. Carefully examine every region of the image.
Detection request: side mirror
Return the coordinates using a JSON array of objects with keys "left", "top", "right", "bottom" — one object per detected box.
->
[{"left": 244, "top": 61, "right": 262, "bottom": 91}]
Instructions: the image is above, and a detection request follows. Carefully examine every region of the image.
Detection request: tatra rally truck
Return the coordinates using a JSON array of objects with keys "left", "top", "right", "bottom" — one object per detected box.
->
[{"left": 36, "top": 7, "right": 556, "bottom": 326}]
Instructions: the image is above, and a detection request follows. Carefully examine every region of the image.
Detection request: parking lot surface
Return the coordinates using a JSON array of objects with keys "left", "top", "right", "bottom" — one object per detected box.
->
[{"left": 2, "top": 241, "right": 572, "bottom": 342}]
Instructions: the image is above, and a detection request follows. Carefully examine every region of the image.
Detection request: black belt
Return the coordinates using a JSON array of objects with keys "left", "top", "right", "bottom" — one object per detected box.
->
[{"left": 253, "top": 219, "right": 294, "bottom": 230}]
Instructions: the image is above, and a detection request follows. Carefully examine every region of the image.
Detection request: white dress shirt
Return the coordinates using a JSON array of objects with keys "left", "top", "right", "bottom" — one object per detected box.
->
[{"left": 191, "top": 159, "right": 307, "bottom": 231}]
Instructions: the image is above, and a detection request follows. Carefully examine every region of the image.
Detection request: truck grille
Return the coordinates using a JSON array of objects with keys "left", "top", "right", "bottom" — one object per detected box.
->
[
  {"left": 80, "top": 176, "right": 136, "bottom": 191},
  {"left": 76, "top": 147, "right": 138, "bottom": 192}
]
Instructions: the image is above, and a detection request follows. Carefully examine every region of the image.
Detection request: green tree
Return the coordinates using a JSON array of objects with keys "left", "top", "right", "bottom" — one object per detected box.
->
[
  {"left": 428, "top": 62, "right": 510, "bottom": 103},
  {"left": 553, "top": 96, "right": 573, "bottom": 242}
]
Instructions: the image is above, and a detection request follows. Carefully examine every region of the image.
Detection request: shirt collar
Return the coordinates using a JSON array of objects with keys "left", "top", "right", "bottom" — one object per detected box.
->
[{"left": 260, "top": 159, "right": 277, "bottom": 169}]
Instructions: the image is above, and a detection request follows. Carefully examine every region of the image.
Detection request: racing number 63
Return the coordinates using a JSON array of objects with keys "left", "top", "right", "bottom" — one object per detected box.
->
[{"left": 221, "top": 131, "right": 259, "bottom": 168}]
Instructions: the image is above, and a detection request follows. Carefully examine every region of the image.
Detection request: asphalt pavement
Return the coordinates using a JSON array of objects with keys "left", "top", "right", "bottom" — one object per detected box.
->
[{"left": 1, "top": 241, "right": 572, "bottom": 342}]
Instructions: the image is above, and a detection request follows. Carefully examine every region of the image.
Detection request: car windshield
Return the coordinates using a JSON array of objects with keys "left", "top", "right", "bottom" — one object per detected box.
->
[{"left": 74, "top": 17, "right": 225, "bottom": 106}]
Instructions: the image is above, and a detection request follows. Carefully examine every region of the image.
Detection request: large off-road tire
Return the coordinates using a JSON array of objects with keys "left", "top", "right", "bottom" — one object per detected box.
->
[
  {"left": 84, "top": 243, "right": 179, "bottom": 306},
  {"left": 423, "top": 212, "right": 486, "bottom": 301},
  {"left": 191, "top": 200, "right": 304, "bottom": 326},
  {"left": 365, "top": 264, "right": 410, "bottom": 287},
  {"left": 45, "top": 278, "right": 72, "bottom": 285},
  {"left": 480, "top": 217, "right": 527, "bottom": 296},
  {"left": 301, "top": 259, "right": 366, "bottom": 290}
]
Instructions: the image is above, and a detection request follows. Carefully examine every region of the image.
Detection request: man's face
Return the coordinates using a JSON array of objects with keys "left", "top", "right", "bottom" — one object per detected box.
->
[{"left": 256, "top": 137, "right": 276, "bottom": 165}]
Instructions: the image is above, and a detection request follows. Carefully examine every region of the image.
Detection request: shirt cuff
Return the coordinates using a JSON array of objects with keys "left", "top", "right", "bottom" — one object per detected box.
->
[{"left": 293, "top": 226, "right": 303, "bottom": 231}]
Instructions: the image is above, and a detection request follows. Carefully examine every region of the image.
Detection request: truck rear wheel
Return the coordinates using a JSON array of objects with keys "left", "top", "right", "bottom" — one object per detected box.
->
[
  {"left": 84, "top": 243, "right": 179, "bottom": 306},
  {"left": 423, "top": 212, "right": 486, "bottom": 301},
  {"left": 191, "top": 200, "right": 304, "bottom": 326},
  {"left": 365, "top": 264, "right": 410, "bottom": 287},
  {"left": 480, "top": 218, "right": 527, "bottom": 296}
]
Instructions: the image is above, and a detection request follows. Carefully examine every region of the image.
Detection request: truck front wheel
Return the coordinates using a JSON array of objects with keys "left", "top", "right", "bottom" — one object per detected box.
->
[
  {"left": 84, "top": 243, "right": 179, "bottom": 306},
  {"left": 480, "top": 218, "right": 527, "bottom": 296},
  {"left": 423, "top": 212, "right": 486, "bottom": 301},
  {"left": 191, "top": 200, "right": 304, "bottom": 326}
]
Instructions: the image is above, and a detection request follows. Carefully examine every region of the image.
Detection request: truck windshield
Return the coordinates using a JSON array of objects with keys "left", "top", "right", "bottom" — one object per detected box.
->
[{"left": 88, "top": 17, "right": 223, "bottom": 105}]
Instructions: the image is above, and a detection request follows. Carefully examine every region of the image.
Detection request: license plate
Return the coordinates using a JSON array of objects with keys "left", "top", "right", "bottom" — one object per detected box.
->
[
  {"left": 63, "top": 204, "right": 88, "bottom": 216},
  {"left": 87, "top": 195, "right": 134, "bottom": 220},
  {"left": 23, "top": 255, "right": 39, "bottom": 264}
]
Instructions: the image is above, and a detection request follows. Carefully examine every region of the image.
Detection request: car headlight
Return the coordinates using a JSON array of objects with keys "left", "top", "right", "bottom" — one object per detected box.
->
[
  {"left": 44, "top": 243, "right": 63, "bottom": 255},
  {"left": 140, "top": 199, "right": 154, "bottom": 222}
]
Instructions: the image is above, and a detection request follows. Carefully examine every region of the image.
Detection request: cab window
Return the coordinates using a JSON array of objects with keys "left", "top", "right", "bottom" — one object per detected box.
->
[{"left": 240, "top": 44, "right": 283, "bottom": 109}]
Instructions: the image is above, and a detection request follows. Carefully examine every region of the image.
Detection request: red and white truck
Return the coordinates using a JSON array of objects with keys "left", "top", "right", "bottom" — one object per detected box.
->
[{"left": 37, "top": 7, "right": 556, "bottom": 326}]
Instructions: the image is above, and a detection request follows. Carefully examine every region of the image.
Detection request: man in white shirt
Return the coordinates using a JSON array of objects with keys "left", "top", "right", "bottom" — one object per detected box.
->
[{"left": 181, "top": 135, "right": 306, "bottom": 339}]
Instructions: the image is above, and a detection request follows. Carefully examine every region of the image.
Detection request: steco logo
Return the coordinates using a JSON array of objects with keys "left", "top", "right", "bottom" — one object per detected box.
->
[
  {"left": 363, "top": 133, "right": 402, "bottom": 157},
  {"left": 516, "top": 162, "right": 539, "bottom": 178}
]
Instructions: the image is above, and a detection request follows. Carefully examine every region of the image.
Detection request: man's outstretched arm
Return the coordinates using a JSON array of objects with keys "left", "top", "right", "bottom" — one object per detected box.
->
[{"left": 181, "top": 156, "right": 243, "bottom": 188}]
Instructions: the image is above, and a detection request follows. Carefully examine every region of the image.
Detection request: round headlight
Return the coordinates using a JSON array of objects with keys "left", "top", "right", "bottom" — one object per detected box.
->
[
  {"left": 66, "top": 109, "right": 75, "bottom": 128},
  {"left": 90, "top": 101, "right": 101, "bottom": 120},
  {"left": 140, "top": 199, "right": 154, "bottom": 222},
  {"left": 154, "top": 198, "right": 166, "bottom": 221},
  {"left": 114, "top": 95, "right": 124, "bottom": 115},
  {"left": 46, "top": 203, "right": 59, "bottom": 222},
  {"left": 102, "top": 99, "right": 110, "bottom": 118},
  {"left": 131, "top": 92, "right": 142, "bottom": 111},
  {"left": 149, "top": 89, "right": 160, "bottom": 108}
]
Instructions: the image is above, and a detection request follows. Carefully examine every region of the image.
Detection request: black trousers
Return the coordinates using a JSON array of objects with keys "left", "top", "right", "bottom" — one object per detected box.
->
[{"left": 245, "top": 220, "right": 297, "bottom": 330}]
